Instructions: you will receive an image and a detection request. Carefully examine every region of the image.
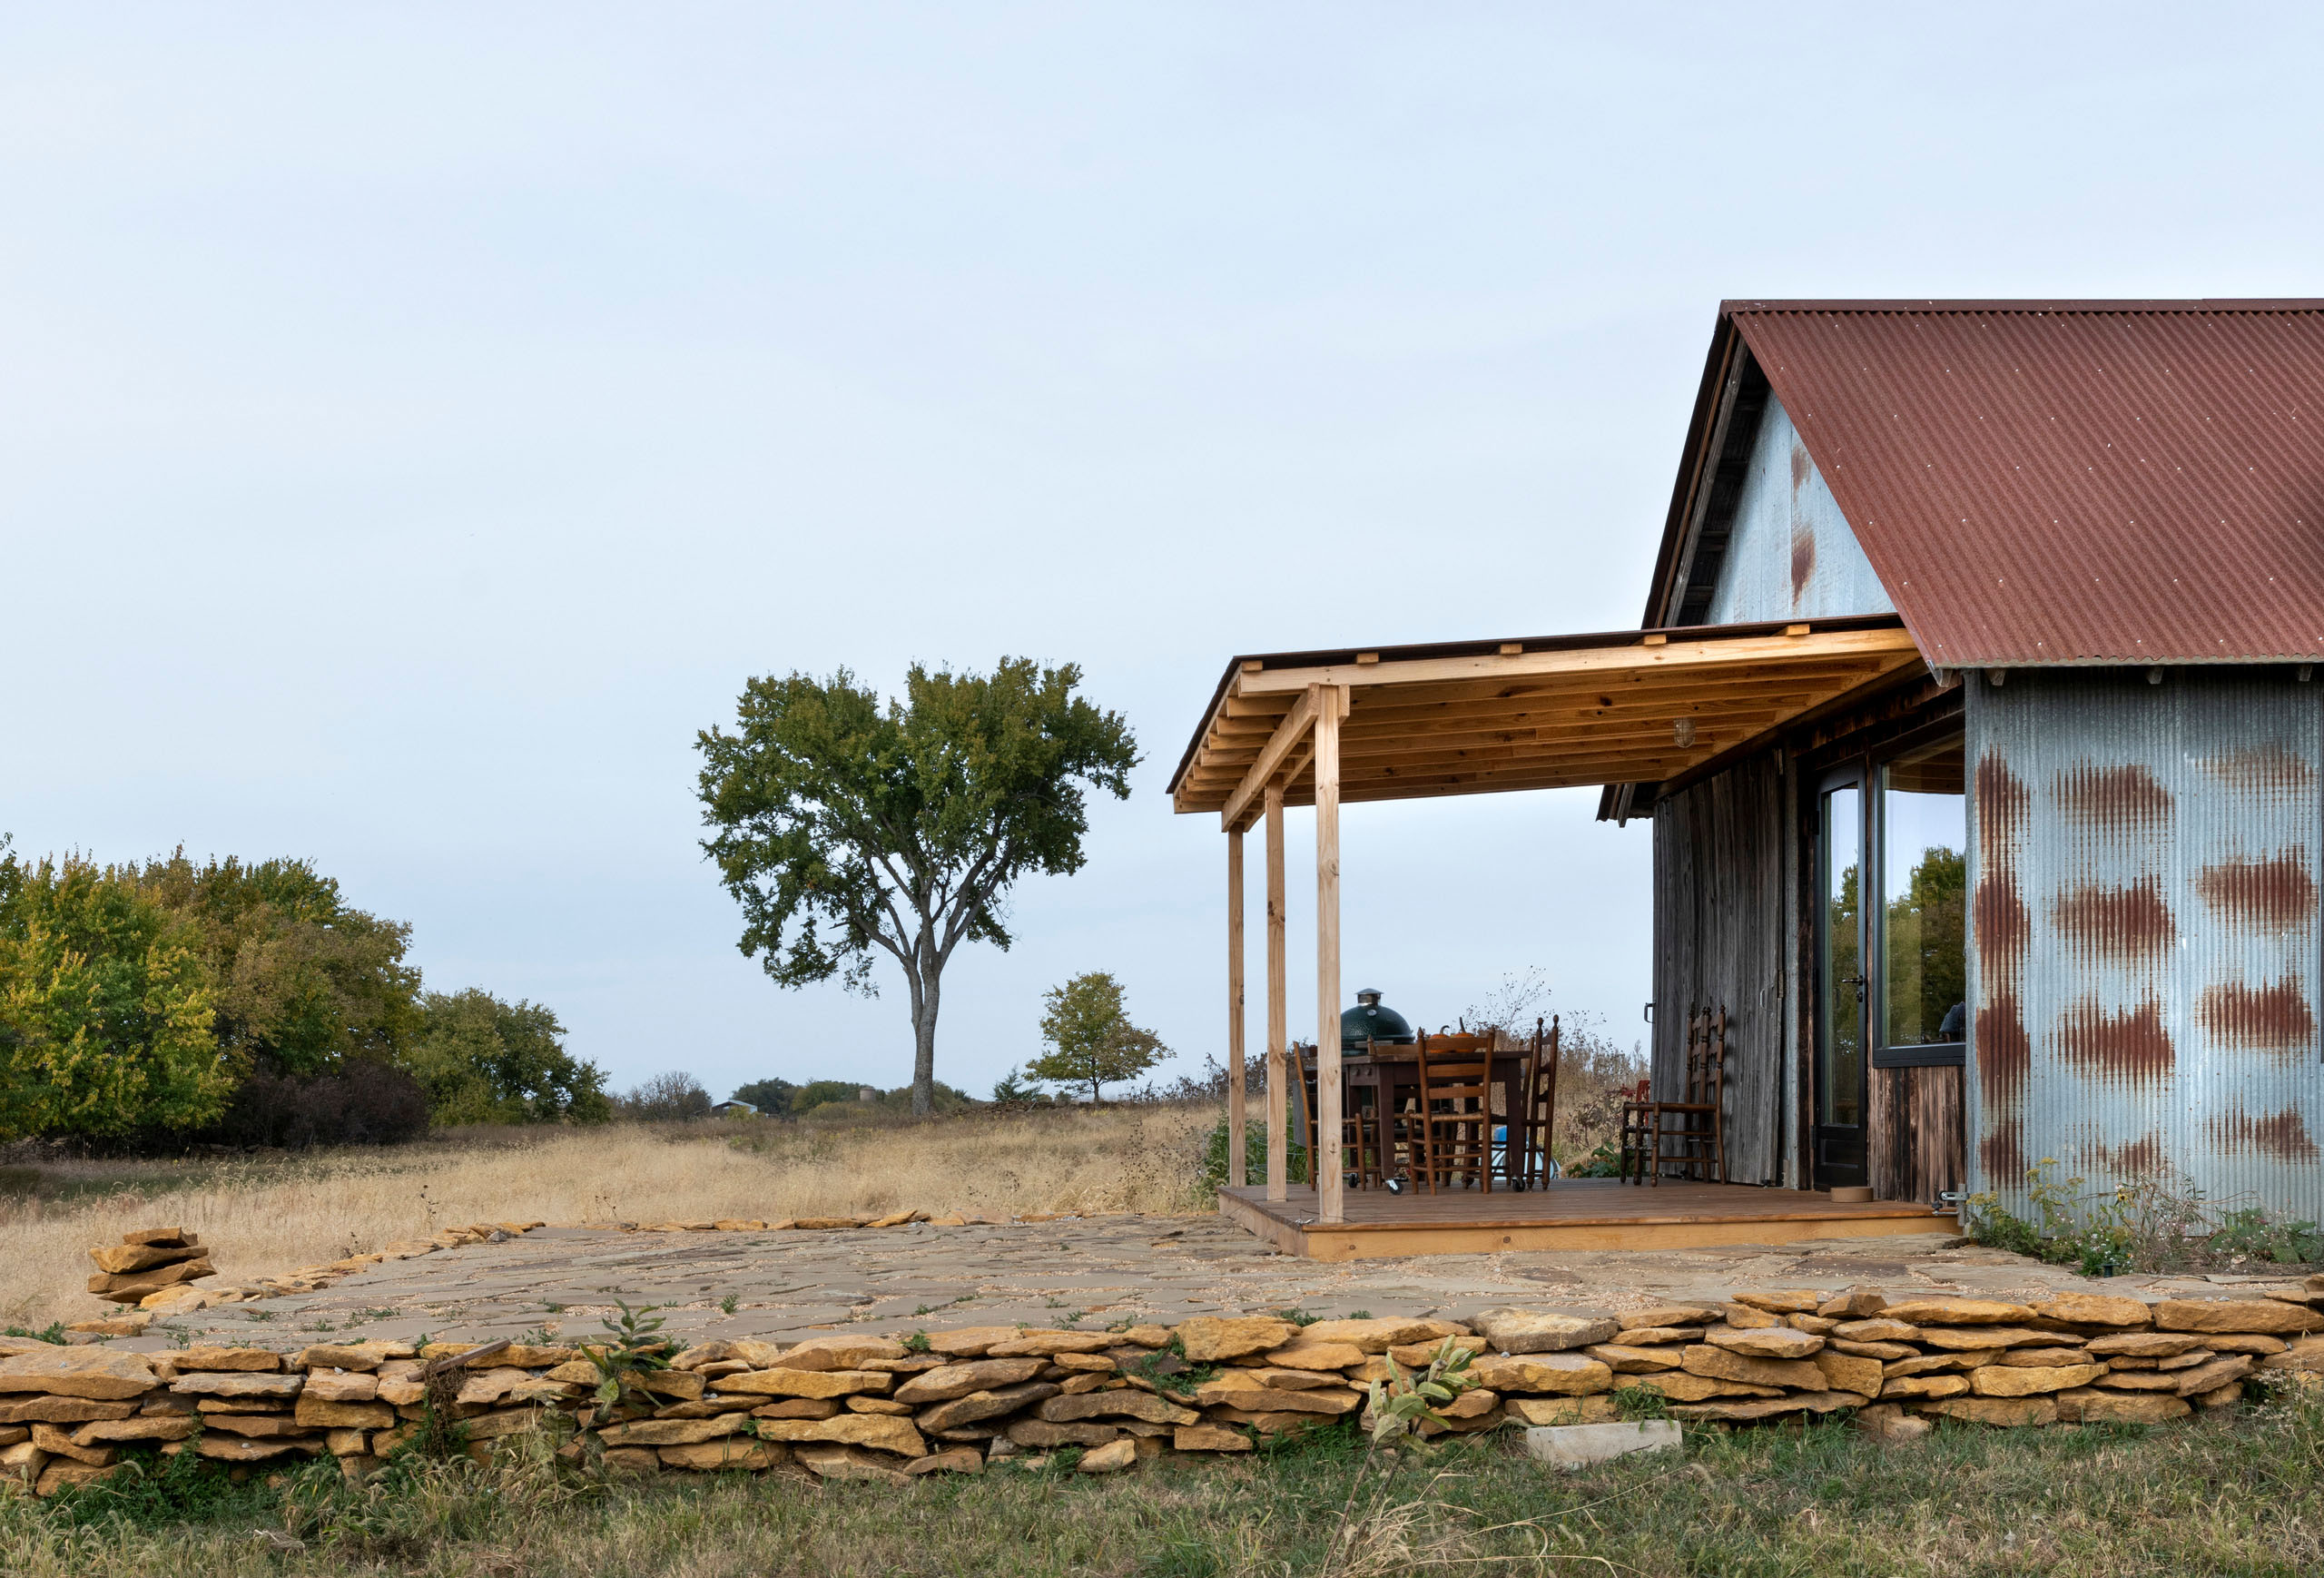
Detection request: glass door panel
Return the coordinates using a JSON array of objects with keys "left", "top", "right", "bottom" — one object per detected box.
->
[
  {"left": 1816, "top": 778, "right": 1866, "bottom": 1188},
  {"left": 1877, "top": 737, "right": 1968, "bottom": 1057}
]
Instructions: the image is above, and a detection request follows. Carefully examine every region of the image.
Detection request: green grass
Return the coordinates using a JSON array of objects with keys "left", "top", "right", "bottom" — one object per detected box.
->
[{"left": 2, "top": 1396, "right": 2319, "bottom": 1576}]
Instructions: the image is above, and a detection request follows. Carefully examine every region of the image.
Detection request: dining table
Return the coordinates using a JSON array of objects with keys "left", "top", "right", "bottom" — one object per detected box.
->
[{"left": 1297, "top": 1041, "right": 1538, "bottom": 1190}]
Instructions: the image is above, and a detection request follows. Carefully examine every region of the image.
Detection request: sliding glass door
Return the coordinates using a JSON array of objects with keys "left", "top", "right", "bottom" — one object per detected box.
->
[{"left": 1815, "top": 771, "right": 1867, "bottom": 1188}]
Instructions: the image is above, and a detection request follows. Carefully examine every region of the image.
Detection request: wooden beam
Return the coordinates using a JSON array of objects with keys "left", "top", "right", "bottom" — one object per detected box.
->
[
  {"left": 1235, "top": 626, "right": 1923, "bottom": 697},
  {"left": 1221, "top": 689, "right": 1319, "bottom": 833},
  {"left": 1265, "top": 786, "right": 1287, "bottom": 1204},
  {"left": 1226, "top": 827, "right": 1246, "bottom": 1189},
  {"left": 1313, "top": 684, "right": 1344, "bottom": 1227}
]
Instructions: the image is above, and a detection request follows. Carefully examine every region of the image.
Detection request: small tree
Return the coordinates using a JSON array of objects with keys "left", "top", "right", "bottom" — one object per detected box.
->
[
  {"left": 619, "top": 1071, "right": 712, "bottom": 1122},
  {"left": 404, "top": 989, "right": 609, "bottom": 1125},
  {"left": 1027, "top": 971, "right": 1170, "bottom": 1103},
  {"left": 696, "top": 658, "right": 1137, "bottom": 1117}
]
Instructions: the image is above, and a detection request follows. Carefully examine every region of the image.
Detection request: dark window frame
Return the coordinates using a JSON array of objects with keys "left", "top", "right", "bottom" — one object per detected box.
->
[{"left": 1867, "top": 718, "right": 1967, "bottom": 1070}]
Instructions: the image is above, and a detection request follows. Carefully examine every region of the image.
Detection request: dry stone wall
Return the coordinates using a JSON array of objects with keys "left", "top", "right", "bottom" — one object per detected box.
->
[{"left": 6, "top": 1231, "right": 2320, "bottom": 1497}]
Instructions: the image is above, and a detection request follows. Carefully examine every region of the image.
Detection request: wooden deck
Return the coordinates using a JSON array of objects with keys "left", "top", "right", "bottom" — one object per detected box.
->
[{"left": 1217, "top": 1181, "right": 1957, "bottom": 1261}]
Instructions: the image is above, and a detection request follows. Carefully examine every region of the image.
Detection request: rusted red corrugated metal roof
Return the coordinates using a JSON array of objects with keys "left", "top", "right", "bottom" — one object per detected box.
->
[{"left": 1727, "top": 300, "right": 2324, "bottom": 666}]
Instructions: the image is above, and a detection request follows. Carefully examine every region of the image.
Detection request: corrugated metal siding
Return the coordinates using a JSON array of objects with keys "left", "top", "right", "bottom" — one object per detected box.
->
[
  {"left": 1704, "top": 397, "right": 1896, "bottom": 626},
  {"left": 1965, "top": 668, "right": 2324, "bottom": 1220},
  {"left": 1732, "top": 303, "right": 2324, "bottom": 666},
  {"left": 1652, "top": 753, "right": 1787, "bottom": 1184}
]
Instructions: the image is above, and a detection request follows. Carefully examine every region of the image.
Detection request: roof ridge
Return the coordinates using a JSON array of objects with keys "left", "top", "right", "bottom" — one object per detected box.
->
[{"left": 1724, "top": 298, "right": 2324, "bottom": 315}]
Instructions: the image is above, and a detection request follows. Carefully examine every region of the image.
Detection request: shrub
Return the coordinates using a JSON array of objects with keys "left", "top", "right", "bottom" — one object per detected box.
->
[
  {"left": 1197, "top": 1115, "right": 1306, "bottom": 1193},
  {"left": 204, "top": 1058, "right": 428, "bottom": 1149}
]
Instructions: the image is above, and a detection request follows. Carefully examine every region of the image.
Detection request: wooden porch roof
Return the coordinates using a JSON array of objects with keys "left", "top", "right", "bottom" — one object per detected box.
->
[{"left": 1168, "top": 615, "right": 1926, "bottom": 832}]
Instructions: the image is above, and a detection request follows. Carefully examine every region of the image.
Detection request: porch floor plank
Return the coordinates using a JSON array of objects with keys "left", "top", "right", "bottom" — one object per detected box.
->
[{"left": 1216, "top": 1181, "right": 1956, "bottom": 1261}]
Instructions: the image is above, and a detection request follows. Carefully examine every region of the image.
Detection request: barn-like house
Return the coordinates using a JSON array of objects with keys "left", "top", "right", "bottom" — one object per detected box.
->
[{"left": 1172, "top": 299, "right": 2324, "bottom": 1257}]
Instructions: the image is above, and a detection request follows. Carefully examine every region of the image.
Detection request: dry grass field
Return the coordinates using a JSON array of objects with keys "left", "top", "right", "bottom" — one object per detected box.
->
[{"left": 0, "top": 1105, "right": 1213, "bottom": 1329}]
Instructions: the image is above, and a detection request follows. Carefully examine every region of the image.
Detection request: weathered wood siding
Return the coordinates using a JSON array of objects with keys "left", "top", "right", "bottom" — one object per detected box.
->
[
  {"left": 1868, "top": 1065, "right": 1965, "bottom": 1205},
  {"left": 1651, "top": 753, "right": 1787, "bottom": 1185}
]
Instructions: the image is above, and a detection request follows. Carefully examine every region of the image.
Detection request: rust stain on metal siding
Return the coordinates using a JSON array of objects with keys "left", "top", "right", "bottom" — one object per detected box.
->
[
  {"left": 2201, "top": 743, "right": 2318, "bottom": 794},
  {"left": 1974, "top": 878, "right": 2031, "bottom": 971},
  {"left": 2056, "top": 999, "right": 2175, "bottom": 1085},
  {"left": 1977, "top": 997, "right": 2032, "bottom": 1107},
  {"left": 1976, "top": 753, "right": 2031, "bottom": 853},
  {"left": 2198, "top": 980, "right": 2319, "bottom": 1054},
  {"left": 1979, "top": 1120, "right": 2026, "bottom": 1188},
  {"left": 2053, "top": 879, "right": 2177, "bottom": 960},
  {"left": 2083, "top": 1133, "right": 2168, "bottom": 1177},
  {"left": 2195, "top": 853, "right": 2319, "bottom": 932},
  {"left": 2053, "top": 764, "right": 2174, "bottom": 830},
  {"left": 2207, "top": 1105, "right": 2321, "bottom": 1163},
  {"left": 1788, "top": 527, "right": 1815, "bottom": 603}
]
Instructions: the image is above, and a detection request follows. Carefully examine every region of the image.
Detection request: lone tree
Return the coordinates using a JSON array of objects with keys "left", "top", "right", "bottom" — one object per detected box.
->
[
  {"left": 1028, "top": 971, "right": 1170, "bottom": 1103},
  {"left": 696, "top": 658, "right": 1137, "bottom": 1117}
]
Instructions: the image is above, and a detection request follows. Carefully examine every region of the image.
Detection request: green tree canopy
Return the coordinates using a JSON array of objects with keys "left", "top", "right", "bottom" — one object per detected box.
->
[
  {"left": 135, "top": 850, "right": 421, "bottom": 1076},
  {"left": 404, "top": 989, "right": 611, "bottom": 1126},
  {"left": 696, "top": 657, "right": 1137, "bottom": 1115},
  {"left": 0, "top": 846, "right": 233, "bottom": 1140},
  {"left": 1027, "top": 971, "right": 1170, "bottom": 1102},
  {"left": 728, "top": 1076, "right": 796, "bottom": 1116}
]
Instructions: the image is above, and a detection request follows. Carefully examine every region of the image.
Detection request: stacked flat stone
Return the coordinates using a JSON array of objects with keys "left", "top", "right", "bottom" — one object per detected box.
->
[
  {"left": 4, "top": 1275, "right": 2319, "bottom": 1498},
  {"left": 85, "top": 1228, "right": 214, "bottom": 1308},
  {"left": 1578, "top": 1280, "right": 2324, "bottom": 1437},
  {"left": 84, "top": 1221, "right": 549, "bottom": 1318}
]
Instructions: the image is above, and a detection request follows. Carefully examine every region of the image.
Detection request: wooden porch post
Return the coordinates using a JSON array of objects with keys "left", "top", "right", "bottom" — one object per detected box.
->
[
  {"left": 1265, "top": 785, "right": 1287, "bottom": 1203},
  {"left": 1226, "top": 827, "right": 1246, "bottom": 1188},
  {"left": 1314, "top": 684, "right": 1345, "bottom": 1225}
]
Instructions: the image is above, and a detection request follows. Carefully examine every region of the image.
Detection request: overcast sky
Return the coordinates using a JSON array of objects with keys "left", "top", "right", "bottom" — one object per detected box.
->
[{"left": 6, "top": 4, "right": 2319, "bottom": 1101}]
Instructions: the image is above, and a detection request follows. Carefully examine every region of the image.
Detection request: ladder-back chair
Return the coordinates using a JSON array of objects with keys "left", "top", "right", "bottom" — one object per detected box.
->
[
  {"left": 1290, "top": 1043, "right": 1386, "bottom": 1191},
  {"left": 1643, "top": 1005, "right": 1728, "bottom": 1187},
  {"left": 1502, "top": 1015, "right": 1561, "bottom": 1188},
  {"left": 1413, "top": 1030, "right": 1492, "bottom": 1193}
]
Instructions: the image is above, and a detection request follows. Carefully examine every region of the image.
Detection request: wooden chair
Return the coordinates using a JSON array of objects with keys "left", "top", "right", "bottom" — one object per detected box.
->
[
  {"left": 1290, "top": 1043, "right": 1386, "bottom": 1191},
  {"left": 1413, "top": 1031, "right": 1492, "bottom": 1193},
  {"left": 1646, "top": 1005, "right": 1728, "bottom": 1186},
  {"left": 1617, "top": 1077, "right": 1658, "bottom": 1186},
  {"left": 1500, "top": 1016, "right": 1561, "bottom": 1189}
]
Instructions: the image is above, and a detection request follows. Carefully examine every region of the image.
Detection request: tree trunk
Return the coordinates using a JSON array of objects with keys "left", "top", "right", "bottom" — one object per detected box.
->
[{"left": 910, "top": 962, "right": 940, "bottom": 1117}]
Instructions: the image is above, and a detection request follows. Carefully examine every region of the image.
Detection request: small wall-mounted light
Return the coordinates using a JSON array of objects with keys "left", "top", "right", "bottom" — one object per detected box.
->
[
  {"left": 1673, "top": 717, "right": 1699, "bottom": 748},
  {"left": 2147, "top": 666, "right": 2165, "bottom": 685},
  {"left": 1986, "top": 669, "right": 2008, "bottom": 687},
  {"left": 2300, "top": 666, "right": 2314, "bottom": 682}
]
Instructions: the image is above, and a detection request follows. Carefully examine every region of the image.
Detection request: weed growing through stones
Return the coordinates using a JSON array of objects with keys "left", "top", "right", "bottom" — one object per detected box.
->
[
  {"left": 582, "top": 1301, "right": 671, "bottom": 1421},
  {"left": 719, "top": 1294, "right": 739, "bottom": 1315},
  {"left": 2, "top": 1322, "right": 66, "bottom": 1344},
  {"left": 1364, "top": 1339, "right": 1478, "bottom": 1448},
  {"left": 1124, "top": 1346, "right": 1212, "bottom": 1399},
  {"left": 1611, "top": 1383, "right": 1674, "bottom": 1421}
]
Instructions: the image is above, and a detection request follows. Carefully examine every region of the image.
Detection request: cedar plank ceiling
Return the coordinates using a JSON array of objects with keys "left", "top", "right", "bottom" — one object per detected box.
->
[{"left": 1707, "top": 301, "right": 2324, "bottom": 666}]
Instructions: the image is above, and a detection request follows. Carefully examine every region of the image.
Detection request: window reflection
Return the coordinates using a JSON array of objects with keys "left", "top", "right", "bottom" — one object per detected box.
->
[
  {"left": 1820, "top": 784, "right": 1862, "bottom": 1127},
  {"left": 1880, "top": 738, "right": 1966, "bottom": 1049}
]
